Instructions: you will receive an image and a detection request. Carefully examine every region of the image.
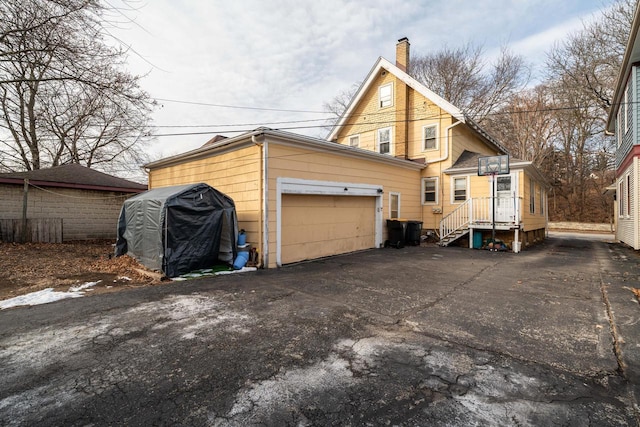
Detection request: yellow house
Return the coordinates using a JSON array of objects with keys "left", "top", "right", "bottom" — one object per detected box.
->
[
  {"left": 145, "top": 38, "right": 548, "bottom": 268},
  {"left": 328, "top": 37, "right": 548, "bottom": 251}
]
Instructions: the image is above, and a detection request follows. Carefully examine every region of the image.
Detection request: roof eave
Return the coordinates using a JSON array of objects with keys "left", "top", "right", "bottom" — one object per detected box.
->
[{"left": 0, "top": 177, "right": 146, "bottom": 193}]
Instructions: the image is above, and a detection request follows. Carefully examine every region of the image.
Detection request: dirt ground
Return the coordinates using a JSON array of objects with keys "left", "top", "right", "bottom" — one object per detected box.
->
[{"left": 0, "top": 241, "right": 161, "bottom": 301}]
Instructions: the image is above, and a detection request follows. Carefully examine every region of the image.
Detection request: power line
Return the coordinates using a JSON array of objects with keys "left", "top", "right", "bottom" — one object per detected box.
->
[{"left": 153, "top": 97, "right": 328, "bottom": 114}]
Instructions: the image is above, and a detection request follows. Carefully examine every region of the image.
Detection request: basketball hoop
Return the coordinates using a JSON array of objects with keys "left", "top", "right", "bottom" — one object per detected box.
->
[
  {"left": 478, "top": 155, "right": 509, "bottom": 177},
  {"left": 478, "top": 155, "right": 510, "bottom": 249}
]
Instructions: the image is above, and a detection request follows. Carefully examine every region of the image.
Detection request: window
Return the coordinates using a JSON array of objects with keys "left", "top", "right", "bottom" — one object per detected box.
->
[
  {"left": 617, "top": 109, "right": 622, "bottom": 147},
  {"left": 389, "top": 192, "right": 400, "bottom": 218},
  {"left": 422, "top": 177, "right": 438, "bottom": 204},
  {"left": 529, "top": 180, "right": 535, "bottom": 214},
  {"left": 379, "top": 83, "right": 392, "bottom": 108},
  {"left": 619, "top": 180, "right": 625, "bottom": 218},
  {"left": 349, "top": 135, "right": 360, "bottom": 148},
  {"left": 452, "top": 177, "right": 467, "bottom": 203},
  {"left": 377, "top": 127, "right": 391, "bottom": 154},
  {"left": 625, "top": 84, "right": 631, "bottom": 134},
  {"left": 627, "top": 174, "right": 632, "bottom": 217},
  {"left": 540, "top": 188, "right": 544, "bottom": 215},
  {"left": 423, "top": 124, "right": 438, "bottom": 150}
]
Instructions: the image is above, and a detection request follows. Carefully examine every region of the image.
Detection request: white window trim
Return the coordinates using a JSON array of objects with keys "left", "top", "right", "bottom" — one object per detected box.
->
[
  {"left": 348, "top": 134, "right": 360, "bottom": 148},
  {"left": 619, "top": 179, "right": 625, "bottom": 218},
  {"left": 422, "top": 123, "right": 439, "bottom": 151},
  {"left": 451, "top": 176, "right": 469, "bottom": 204},
  {"left": 617, "top": 108, "right": 622, "bottom": 147},
  {"left": 389, "top": 192, "right": 401, "bottom": 218},
  {"left": 378, "top": 82, "right": 393, "bottom": 109},
  {"left": 377, "top": 126, "right": 393, "bottom": 155},
  {"left": 529, "top": 180, "right": 535, "bottom": 214},
  {"left": 624, "top": 84, "right": 630, "bottom": 134},
  {"left": 422, "top": 177, "right": 439, "bottom": 205},
  {"left": 626, "top": 173, "right": 632, "bottom": 218}
]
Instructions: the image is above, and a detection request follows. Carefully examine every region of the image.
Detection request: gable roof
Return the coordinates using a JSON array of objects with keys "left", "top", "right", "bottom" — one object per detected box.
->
[
  {"left": 607, "top": 3, "right": 640, "bottom": 132},
  {"left": 327, "top": 57, "right": 507, "bottom": 154},
  {"left": 0, "top": 164, "right": 147, "bottom": 193}
]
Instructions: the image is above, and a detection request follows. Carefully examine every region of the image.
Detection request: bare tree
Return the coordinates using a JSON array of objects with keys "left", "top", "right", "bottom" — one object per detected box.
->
[
  {"left": 487, "top": 85, "right": 556, "bottom": 167},
  {"left": 410, "top": 43, "right": 530, "bottom": 123},
  {"left": 0, "top": 0, "right": 152, "bottom": 176},
  {"left": 542, "top": 0, "right": 635, "bottom": 221},
  {"left": 322, "top": 81, "right": 360, "bottom": 134}
]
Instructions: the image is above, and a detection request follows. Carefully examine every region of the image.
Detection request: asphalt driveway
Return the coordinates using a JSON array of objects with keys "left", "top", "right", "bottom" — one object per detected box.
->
[{"left": 1, "top": 232, "right": 639, "bottom": 426}]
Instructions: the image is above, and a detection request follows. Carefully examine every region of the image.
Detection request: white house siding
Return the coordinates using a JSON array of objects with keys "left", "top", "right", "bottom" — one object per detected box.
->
[
  {"left": 0, "top": 184, "right": 132, "bottom": 241},
  {"left": 616, "top": 159, "right": 638, "bottom": 249}
]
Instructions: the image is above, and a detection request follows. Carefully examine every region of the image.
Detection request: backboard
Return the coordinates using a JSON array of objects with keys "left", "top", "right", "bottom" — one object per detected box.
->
[{"left": 478, "top": 155, "right": 510, "bottom": 176}]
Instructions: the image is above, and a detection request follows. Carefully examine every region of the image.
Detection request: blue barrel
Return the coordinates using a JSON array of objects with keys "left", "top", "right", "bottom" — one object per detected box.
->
[
  {"left": 238, "top": 230, "right": 246, "bottom": 246},
  {"left": 233, "top": 251, "right": 249, "bottom": 269},
  {"left": 473, "top": 232, "right": 483, "bottom": 249}
]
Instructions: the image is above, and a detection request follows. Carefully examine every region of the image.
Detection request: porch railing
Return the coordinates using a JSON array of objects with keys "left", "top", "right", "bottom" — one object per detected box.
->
[{"left": 439, "top": 196, "right": 522, "bottom": 241}]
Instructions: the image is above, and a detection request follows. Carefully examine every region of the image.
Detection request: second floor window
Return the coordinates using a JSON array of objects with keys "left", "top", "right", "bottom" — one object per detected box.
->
[
  {"left": 379, "top": 83, "right": 392, "bottom": 108},
  {"left": 423, "top": 124, "right": 438, "bottom": 150},
  {"left": 378, "top": 127, "right": 391, "bottom": 154}
]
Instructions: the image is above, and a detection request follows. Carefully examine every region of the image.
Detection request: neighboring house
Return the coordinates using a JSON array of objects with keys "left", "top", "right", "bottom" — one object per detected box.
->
[
  {"left": 329, "top": 38, "right": 548, "bottom": 250},
  {"left": 0, "top": 164, "right": 147, "bottom": 242},
  {"left": 145, "top": 38, "right": 548, "bottom": 268},
  {"left": 607, "top": 5, "right": 640, "bottom": 249}
]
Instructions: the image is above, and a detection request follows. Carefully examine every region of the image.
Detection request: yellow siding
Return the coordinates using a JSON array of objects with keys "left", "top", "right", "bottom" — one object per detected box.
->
[
  {"left": 521, "top": 172, "right": 547, "bottom": 232},
  {"left": 148, "top": 145, "right": 262, "bottom": 239},
  {"left": 266, "top": 143, "right": 421, "bottom": 267},
  {"left": 336, "top": 72, "right": 397, "bottom": 154}
]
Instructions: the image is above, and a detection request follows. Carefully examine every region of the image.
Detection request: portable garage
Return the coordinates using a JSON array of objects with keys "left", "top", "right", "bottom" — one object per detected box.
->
[{"left": 115, "top": 183, "right": 238, "bottom": 277}]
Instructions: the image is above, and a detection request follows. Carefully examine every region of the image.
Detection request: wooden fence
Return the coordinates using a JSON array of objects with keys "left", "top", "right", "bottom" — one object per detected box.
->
[{"left": 0, "top": 218, "right": 63, "bottom": 243}]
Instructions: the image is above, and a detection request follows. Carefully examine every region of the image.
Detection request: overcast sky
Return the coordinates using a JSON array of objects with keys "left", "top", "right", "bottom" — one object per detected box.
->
[{"left": 110, "top": 0, "right": 609, "bottom": 162}]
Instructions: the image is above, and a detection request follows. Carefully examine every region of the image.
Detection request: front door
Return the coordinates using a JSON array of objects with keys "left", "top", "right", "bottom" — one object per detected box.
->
[{"left": 493, "top": 174, "right": 516, "bottom": 222}]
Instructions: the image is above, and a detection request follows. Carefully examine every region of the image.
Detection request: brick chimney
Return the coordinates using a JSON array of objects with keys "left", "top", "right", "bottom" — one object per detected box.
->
[{"left": 396, "top": 37, "right": 410, "bottom": 72}]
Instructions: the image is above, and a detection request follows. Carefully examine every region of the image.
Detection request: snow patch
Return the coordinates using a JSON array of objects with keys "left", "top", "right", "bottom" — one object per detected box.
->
[
  {"left": 226, "top": 355, "right": 353, "bottom": 421},
  {"left": 0, "top": 281, "right": 102, "bottom": 309},
  {"left": 0, "top": 288, "right": 84, "bottom": 309}
]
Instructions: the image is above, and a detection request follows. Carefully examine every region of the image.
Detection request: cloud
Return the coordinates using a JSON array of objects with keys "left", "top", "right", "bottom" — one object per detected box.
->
[{"left": 109, "top": 0, "right": 608, "bottom": 155}]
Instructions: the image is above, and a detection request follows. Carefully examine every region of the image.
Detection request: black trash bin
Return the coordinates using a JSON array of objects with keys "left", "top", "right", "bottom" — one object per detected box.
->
[
  {"left": 405, "top": 220, "right": 423, "bottom": 246},
  {"left": 385, "top": 219, "right": 407, "bottom": 248}
]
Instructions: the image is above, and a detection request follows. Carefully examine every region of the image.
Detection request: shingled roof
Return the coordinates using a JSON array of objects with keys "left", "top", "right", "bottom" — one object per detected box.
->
[
  {"left": 446, "top": 150, "right": 527, "bottom": 171},
  {"left": 0, "top": 164, "right": 147, "bottom": 193}
]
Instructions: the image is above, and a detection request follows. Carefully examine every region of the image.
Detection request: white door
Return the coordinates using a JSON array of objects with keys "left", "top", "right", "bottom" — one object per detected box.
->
[{"left": 493, "top": 174, "right": 516, "bottom": 222}]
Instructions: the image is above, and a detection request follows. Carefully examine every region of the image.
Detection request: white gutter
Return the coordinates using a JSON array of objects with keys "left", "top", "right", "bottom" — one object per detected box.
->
[{"left": 430, "top": 121, "right": 462, "bottom": 163}]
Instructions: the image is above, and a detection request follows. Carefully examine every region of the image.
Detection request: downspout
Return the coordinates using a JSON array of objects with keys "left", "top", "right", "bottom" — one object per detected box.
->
[
  {"left": 431, "top": 120, "right": 463, "bottom": 227},
  {"left": 431, "top": 120, "right": 462, "bottom": 163},
  {"left": 252, "top": 134, "right": 267, "bottom": 268}
]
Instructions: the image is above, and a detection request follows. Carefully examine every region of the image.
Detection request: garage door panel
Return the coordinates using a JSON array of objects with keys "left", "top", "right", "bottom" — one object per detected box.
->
[{"left": 281, "top": 195, "right": 375, "bottom": 264}]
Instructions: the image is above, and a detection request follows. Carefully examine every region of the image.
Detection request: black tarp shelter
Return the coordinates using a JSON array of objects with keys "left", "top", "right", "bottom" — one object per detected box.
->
[{"left": 115, "top": 183, "right": 237, "bottom": 277}]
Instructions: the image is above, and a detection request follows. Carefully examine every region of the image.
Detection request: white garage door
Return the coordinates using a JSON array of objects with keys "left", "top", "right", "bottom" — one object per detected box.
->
[{"left": 280, "top": 194, "right": 376, "bottom": 264}]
